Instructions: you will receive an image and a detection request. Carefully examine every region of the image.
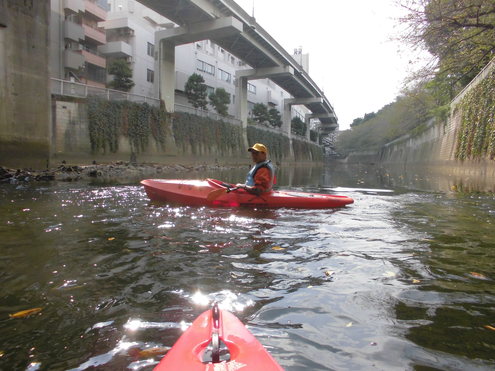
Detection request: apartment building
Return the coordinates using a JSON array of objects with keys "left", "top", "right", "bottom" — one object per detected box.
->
[
  {"left": 51, "top": 0, "right": 312, "bottom": 129},
  {"left": 50, "top": 0, "right": 108, "bottom": 87},
  {"left": 104, "top": 1, "right": 314, "bottom": 122},
  {"left": 100, "top": 0, "right": 166, "bottom": 97}
]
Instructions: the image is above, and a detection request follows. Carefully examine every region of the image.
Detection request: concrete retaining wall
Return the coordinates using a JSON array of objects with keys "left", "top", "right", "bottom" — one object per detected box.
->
[
  {"left": 0, "top": 0, "right": 51, "bottom": 168},
  {"left": 344, "top": 58, "right": 495, "bottom": 186},
  {"left": 50, "top": 97, "right": 321, "bottom": 165}
]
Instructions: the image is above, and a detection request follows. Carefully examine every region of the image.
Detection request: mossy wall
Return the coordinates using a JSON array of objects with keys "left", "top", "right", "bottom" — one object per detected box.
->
[
  {"left": 172, "top": 112, "right": 245, "bottom": 159},
  {"left": 345, "top": 59, "right": 495, "bottom": 185},
  {"left": 455, "top": 68, "right": 495, "bottom": 160},
  {"left": 292, "top": 137, "right": 323, "bottom": 162},
  {"left": 247, "top": 125, "right": 291, "bottom": 162},
  {"left": 51, "top": 97, "right": 324, "bottom": 165}
]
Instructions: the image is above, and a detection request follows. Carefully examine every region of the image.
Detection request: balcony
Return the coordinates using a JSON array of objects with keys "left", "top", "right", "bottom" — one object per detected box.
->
[
  {"left": 64, "top": 0, "right": 84, "bottom": 14},
  {"left": 81, "top": 49, "right": 106, "bottom": 68},
  {"left": 64, "top": 20, "right": 84, "bottom": 42},
  {"left": 84, "top": 0, "right": 106, "bottom": 21},
  {"left": 83, "top": 23, "right": 106, "bottom": 44},
  {"left": 64, "top": 50, "right": 85, "bottom": 70},
  {"left": 98, "top": 41, "right": 132, "bottom": 58},
  {"left": 101, "top": 17, "right": 135, "bottom": 35}
]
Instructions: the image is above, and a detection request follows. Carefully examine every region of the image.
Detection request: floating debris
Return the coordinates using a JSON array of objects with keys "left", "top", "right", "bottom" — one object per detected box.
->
[
  {"left": 469, "top": 272, "right": 488, "bottom": 280},
  {"left": 9, "top": 307, "right": 42, "bottom": 319}
]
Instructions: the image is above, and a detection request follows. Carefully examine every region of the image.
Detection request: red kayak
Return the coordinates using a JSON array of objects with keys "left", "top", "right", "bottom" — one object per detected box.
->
[
  {"left": 154, "top": 304, "right": 283, "bottom": 370},
  {"left": 141, "top": 178, "right": 353, "bottom": 209}
]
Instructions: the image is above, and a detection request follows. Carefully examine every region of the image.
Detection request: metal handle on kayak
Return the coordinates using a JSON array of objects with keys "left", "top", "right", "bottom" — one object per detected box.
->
[
  {"left": 201, "top": 303, "right": 231, "bottom": 364},
  {"left": 212, "top": 303, "right": 220, "bottom": 329},
  {"left": 211, "top": 303, "right": 220, "bottom": 363}
]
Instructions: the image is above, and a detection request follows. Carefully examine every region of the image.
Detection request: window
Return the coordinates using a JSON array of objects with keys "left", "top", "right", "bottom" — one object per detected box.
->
[
  {"left": 147, "top": 42, "right": 154, "bottom": 57},
  {"left": 248, "top": 83, "right": 256, "bottom": 94},
  {"left": 86, "top": 63, "right": 106, "bottom": 83},
  {"left": 197, "top": 60, "right": 215, "bottom": 75},
  {"left": 206, "top": 86, "right": 215, "bottom": 96},
  {"left": 147, "top": 69, "right": 154, "bottom": 83},
  {"left": 219, "top": 69, "right": 231, "bottom": 83}
]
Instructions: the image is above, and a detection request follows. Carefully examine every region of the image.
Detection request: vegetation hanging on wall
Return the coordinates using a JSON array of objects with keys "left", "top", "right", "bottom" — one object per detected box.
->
[
  {"left": 455, "top": 68, "right": 495, "bottom": 160},
  {"left": 292, "top": 137, "right": 323, "bottom": 161},
  {"left": 172, "top": 112, "right": 244, "bottom": 156},
  {"left": 247, "top": 126, "right": 290, "bottom": 161},
  {"left": 87, "top": 96, "right": 168, "bottom": 154}
]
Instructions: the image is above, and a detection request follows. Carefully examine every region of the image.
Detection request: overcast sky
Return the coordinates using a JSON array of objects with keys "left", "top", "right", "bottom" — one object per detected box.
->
[{"left": 234, "top": 0, "right": 419, "bottom": 130}]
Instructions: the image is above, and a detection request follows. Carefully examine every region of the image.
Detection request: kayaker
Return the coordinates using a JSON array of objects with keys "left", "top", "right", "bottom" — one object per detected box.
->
[{"left": 236, "top": 143, "right": 275, "bottom": 195}]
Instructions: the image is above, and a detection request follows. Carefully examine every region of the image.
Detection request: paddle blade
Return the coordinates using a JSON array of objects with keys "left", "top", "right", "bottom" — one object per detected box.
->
[{"left": 206, "top": 188, "right": 227, "bottom": 202}]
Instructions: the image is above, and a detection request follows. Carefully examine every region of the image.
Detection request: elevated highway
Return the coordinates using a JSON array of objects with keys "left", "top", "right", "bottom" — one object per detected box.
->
[{"left": 137, "top": 0, "right": 338, "bottom": 135}]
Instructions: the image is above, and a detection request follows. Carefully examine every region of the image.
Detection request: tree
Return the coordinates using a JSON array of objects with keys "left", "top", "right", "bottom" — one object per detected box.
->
[
  {"left": 351, "top": 112, "right": 376, "bottom": 128},
  {"left": 291, "top": 116, "right": 306, "bottom": 136},
  {"left": 185, "top": 73, "right": 208, "bottom": 109},
  {"left": 399, "top": 0, "right": 495, "bottom": 86},
  {"left": 108, "top": 59, "right": 134, "bottom": 92},
  {"left": 252, "top": 103, "right": 270, "bottom": 124},
  {"left": 268, "top": 108, "right": 282, "bottom": 127},
  {"left": 209, "top": 88, "right": 230, "bottom": 116}
]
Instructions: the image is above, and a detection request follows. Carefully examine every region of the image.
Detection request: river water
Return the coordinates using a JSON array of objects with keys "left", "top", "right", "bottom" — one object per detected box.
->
[{"left": 0, "top": 164, "right": 494, "bottom": 371}]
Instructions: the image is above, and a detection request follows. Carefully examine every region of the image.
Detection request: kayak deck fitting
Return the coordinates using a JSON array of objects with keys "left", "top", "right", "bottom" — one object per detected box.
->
[
  {"left": 154, "top": 304, "right": 283, "bottom": 370},
  {"left": 141, "top": 179, "right": 354, "bottom": 209}
]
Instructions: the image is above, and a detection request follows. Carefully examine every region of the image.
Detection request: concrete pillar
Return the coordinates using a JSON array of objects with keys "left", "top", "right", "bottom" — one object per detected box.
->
[
  {"left": 0, "top": 0, "right": 51, "bottom": 168},
  {"left": 236, "top": 76, "right": 248, "bottom": 129},
  {"left": 305, "top": 114, "right": 311, "bottom": 141},
  {"left": 282, "top": 100, "right": 295, "bottom": 160},
  {"left": 282, "top": 99, "right": 292, "bottom": 136},
  {"left": 157, "top": 39, "right": 175, "bottom": 112},
  {"left": 235, "top": 76, "right": 249, "bottom": 149}
]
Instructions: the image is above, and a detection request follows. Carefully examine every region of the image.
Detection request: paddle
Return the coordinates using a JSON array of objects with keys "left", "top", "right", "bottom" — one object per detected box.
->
[{"left": 206, "top": 186, "right": 241, "bottom": 202}]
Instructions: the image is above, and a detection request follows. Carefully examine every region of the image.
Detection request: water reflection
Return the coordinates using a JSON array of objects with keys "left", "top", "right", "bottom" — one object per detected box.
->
[
  {"left": 327, "top": 162, "right": 495, "bottom": 193},
  {"left": 1, "top": 165, "right": 494, "bottom": 370},
  {"left": 391, "top": 193, "right": 495, "bottom": 367}
]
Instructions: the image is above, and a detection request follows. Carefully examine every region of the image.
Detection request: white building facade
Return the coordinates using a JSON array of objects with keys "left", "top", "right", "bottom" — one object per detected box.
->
[{"left": 51, "top": 0, "right": 313, "bottom": 133}]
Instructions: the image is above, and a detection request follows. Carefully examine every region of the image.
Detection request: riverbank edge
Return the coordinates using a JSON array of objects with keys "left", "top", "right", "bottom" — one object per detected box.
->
[{"left": 0, "top": 162, "right": 245, "bottom": 183}]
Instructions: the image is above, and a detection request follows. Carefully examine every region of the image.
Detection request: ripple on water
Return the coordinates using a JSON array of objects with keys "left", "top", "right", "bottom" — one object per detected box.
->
[{"left": 1, "top": 180, "right": 495, "bottom": 370}]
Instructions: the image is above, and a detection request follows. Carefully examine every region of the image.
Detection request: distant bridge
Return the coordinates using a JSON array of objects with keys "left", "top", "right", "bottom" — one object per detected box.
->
[{"left": 137, "top": 0, "right": 338, "bottom": 136}]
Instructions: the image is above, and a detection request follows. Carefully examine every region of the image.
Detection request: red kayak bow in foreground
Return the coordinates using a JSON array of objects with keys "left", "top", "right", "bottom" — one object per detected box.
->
[
  {"left": 154, "top": 304, "right": 283, "bottom": 370},
  {"left": 141, "top": 178, "right": 353, "bottom": 209}
]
